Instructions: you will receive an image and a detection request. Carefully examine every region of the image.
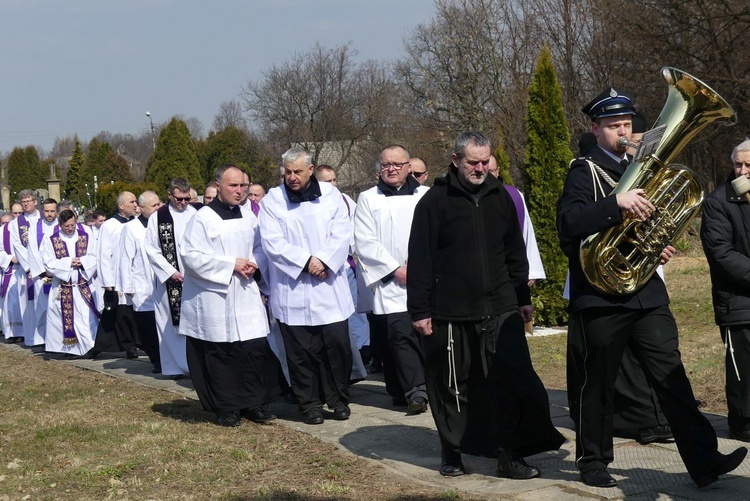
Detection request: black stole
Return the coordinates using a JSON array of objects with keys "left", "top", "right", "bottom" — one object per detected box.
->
[{"left": 156, "top": 205, "right": 182, "bottom": 326}]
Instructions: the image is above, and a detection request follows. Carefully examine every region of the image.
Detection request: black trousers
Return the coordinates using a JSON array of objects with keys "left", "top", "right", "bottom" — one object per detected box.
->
[
  {"left": 425, "top": 312, "right": 564, "bottom": 459},
  {"left": 186, "top": 336, "right": 284, "bottom": 414},
  {"left": 721, "top": 325, "right": 750, "bottom": 431},
  {"left": 133, "top": 310, "right": 160, "bottom": 368},
  {"left": 567, "top": 313, "right": 667, "bottom": 432},
  {"left": 374, "top": 312, "right": 426, "bottom": 400},
  {"left": 279, "top": 320, "right": 352, "bottom": 413},
  {"left": 575, "top": 305, "right": 720, "bottom": 482},
  {"left": 94, "top": 291, "right": 137, "bottom": 353}
]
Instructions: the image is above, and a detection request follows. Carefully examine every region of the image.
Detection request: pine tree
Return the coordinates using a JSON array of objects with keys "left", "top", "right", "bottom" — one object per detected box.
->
[
  {"left": 65, "top": 137, "right": 85, "bottom": 202},
  {"left": 145, "top": 117, "right": 202, "bottom": 191},
  {"left": 7, "top": 145, "right": 44, "bottom": 193},
  {"left": 101, "top": 151, "right": 136, "bottom": 184},
  {"left": 201, "top": 126, "right": 275, "bottom": 188},
  {"left": 525, "top": 45, "right": 572, "bottom": 326}
]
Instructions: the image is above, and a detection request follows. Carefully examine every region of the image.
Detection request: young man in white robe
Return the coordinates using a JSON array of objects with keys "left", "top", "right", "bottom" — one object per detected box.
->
[
  {"left": 260, "top": 147, "right": 354, "bottom": 426},
  {"left": 117, "top": 191, "right": 163, "bottom": 372},
  {"left": 0, "top": 211, "right": 23, "bottom": 342},
  {"left": 145, "top": 178, "right": 197, "bottom": 378},
  {"left": 8, "top": 190, "right": 41, "bottom": 346},
  {"left": 180, "top": 165, "right": 282, "bottom": 427},
  {"left": 42, "top": 210, "right": 99, "bottom": 357},
  {"left": 27, "top": 198, "right": 59, "bottom": 347},
  {"left": 354, "top": 145, "right": 430, "bottom": 413}
]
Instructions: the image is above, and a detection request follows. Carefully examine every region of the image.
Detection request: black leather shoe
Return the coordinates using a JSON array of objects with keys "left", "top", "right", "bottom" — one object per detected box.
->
[
  {"left": 440, "top": 449, "right": 466, "bottom": 477},
  {"left": 580, "top": 468, "right": 617, "bottom": 487},
  {"left": 638, "top": 424, "right": 673, "bottom": 444},
  {"left": 694, "top": 447, "right": 747, "bottom": 488},
  {"left": 729, "top": 429, "right": 750, "bottom": 443},
  {"left": 407, "top": 396, "right": 428, "bottom": 414},
  {"left": 125, "top": 347, "right": 139, "bottom": 359},
  {"left": 332, "top": 404, "right": 351, "bottom": 421},
  {"left": 302, "top": 408, "right": 324, "bottom": 425},
  {"left": 217, "top": 412, "right": 241, "bottom": 427},
  {"left": 497, "top": 454, "right": 540, "bottom": 480},
  {"left": 243, "top": 408, "right": 277, "bottom": 424}
]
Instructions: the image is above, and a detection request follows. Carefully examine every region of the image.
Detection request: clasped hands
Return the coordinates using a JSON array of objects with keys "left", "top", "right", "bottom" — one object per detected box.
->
[{"left": 234, "top": 258, "right": 258, "bottom": 279}]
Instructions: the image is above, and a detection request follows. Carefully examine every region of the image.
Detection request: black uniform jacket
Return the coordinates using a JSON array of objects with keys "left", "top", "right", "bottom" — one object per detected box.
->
[
  {"left": 701, "top": 173, "right": 750, "bottom": 326},
  {"left": 407, "top": 166, "right": 531, "bottom": 322},
  {"left": 557, "top": 145, "right": 670, "bottom": 312}
]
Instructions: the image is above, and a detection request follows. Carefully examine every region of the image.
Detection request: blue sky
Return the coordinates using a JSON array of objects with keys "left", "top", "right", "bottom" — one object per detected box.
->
[{"left": 0, "top": 0, "right": 436, "bottom": 155}]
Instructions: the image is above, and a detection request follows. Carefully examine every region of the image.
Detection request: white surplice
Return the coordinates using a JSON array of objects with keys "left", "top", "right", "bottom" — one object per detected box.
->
[
  {"left": 0, "top": 241, "right": 23, "bottom": 340},
  {"left": 97, "top": 216, "right": 130, "bottom": 307},
  {"left": 259, "top": 182, "right": 354, "bottom": 326},
  {"left": 117, "top": 218, "right": 156, "bottom": 312},
  {"left": 27, "top": 218, "right": 58, "bottom": 345},
  {"left": 179, "top": 205, "right": 269, "bottom": 342},
  {"left": 8, "top": 212, "right": 40, "bottom": 345},
  {"left": 353, "top": 184, "right": 429, "bottom": 315},
  {"left": 144, "top": 205, "right": 196, "bottom": 375},
  {"left": 42, "top": 230, "right": 98, "bottom": 356}
]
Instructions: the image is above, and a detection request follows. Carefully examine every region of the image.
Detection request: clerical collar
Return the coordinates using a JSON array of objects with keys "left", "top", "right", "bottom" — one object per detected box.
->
[
  {"left": 113, "top": 213, "right": 133, "bottom": 223},
  {"left": 208, "top": 198, "right": 243, "bottom": 220},
  {"left": 138, "top": 215, "right": 149, "bottom": 227},
  {"left": 285, "top": 176, "right": 322, "bottom": 203},
  {"left": 378, "top": 175, "right": 420, "bottom": 197}
]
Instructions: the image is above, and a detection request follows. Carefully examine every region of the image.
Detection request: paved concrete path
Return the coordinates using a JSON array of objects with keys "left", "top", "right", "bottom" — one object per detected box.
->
[{"left": 16, "top": 344, "right": 750, "bottom": 500}]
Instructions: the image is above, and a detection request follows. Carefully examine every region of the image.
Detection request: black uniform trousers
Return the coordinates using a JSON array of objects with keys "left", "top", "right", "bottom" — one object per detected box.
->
[
  {"left": 720, "top": 325, "right": 750, "bottom": 431},
  {"left": 425, "top": 312, "right": 564, "bottom": 459},
  {"left": 374, "top": 311, "right": 426, "bottom": 401},
  {"left": 279, "top": 320, "right": 352, "bottom": 413},
  {"left": 567, "top": 314, "right": 667, "bottom": 433},
  {"left": 93, "top": 290, "right": 137, "bottom": 354},
  {"left": 133, "top": 310, "right": 161, "bottom": 369},
  {"left": 186, "top": 336, "right": 284, "bottom": 414},
  {"left": 575, "top": 305, "right": 720, "bottom": 482}
]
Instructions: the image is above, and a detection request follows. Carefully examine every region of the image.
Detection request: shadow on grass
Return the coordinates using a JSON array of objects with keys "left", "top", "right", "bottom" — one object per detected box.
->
[
  {"left": 224, "top": 493, "right": 470, "bottom": 501},
  {"left": 151, "top": 398, "right": 215, "bottom": 425}
]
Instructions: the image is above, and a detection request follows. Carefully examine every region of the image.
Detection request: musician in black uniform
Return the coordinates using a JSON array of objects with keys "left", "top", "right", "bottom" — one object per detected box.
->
[{"left": 557, "top": 87, "right": 746, "bottom": 488}]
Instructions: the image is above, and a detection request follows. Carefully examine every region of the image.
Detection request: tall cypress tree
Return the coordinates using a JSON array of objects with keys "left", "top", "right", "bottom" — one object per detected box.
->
[
  {"left": 65, "top": 136, "right": 85, "bottom": 202},
  {"left": 525, "top": 45, "right": 572, "bottom": 326},
  {"left": 7, "top": 145, "right": 44, "bottom": 193},
  {"left": 493, "top": 128, "right": 513, "bottom": 185},
  {"left": 145, "top": 117, "right": 202, "bottom": 191}
]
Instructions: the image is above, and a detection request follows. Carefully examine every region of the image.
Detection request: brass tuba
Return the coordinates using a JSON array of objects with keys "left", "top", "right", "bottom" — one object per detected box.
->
[{"left": 580, "top": 67, "right": 736, "bottom": 295}]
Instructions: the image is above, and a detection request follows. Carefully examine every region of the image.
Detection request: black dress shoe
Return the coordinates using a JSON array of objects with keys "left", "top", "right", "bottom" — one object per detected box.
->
[
  {"left": 72, "top": 349, "right": 99, "bottom": 360},
  {"left": 729, "top": 428, "right": 750, "bottom": 443},
  {"left": 332, "top": 404, "right": 351, "bottom": 421},
  {"left": 243, "top": 408, "right": 277, "bottom": 424},
  {"left": 580, "top": 468, "right": 617, "bottom": 487},
  {"left": 440, "top": 449, "right": 466, "bottom": 477},
  {"left": 302, "top": 408, "right": 324, "bottom": 425},
  {"left": 151, "top": 364, "right": 162, "bottom": 374},
  {"left": 407, "top": 396, "right": 428, "bottom": 415},
  {"left": 638, "top": 424, "right": 673, "bottom": 444},
  {"left": 694, "top": 447, "right": 747, "bottom": 488},
  {"left": 497, "top": 453, "right": 540, "bottom": 480},
  {"left": 217, "top": 412, "right": 241, "bottom": 427},
  {"left": 125, "top": 348, "right": 139, "bottom": 359}
]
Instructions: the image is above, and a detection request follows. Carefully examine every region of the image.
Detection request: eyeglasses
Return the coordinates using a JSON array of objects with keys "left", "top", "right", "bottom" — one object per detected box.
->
[
  {"left": 20, "top": 199, "right": 35, "bottom": 204},
  {"left": 381, "top": 161, "right": 410, "bottom": 171},
  {"left": 170, "top": 195, "right": 191, "bottom": 202},
  {"left": 412, "top": 171, "right": 428, "bottom": 178}
]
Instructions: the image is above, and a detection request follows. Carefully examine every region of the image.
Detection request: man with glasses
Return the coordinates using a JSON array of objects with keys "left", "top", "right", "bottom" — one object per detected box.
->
[
  {"left": 145, "top": 178, "right": 197, "bottom": 379},
  {"left": 410, "top": 157, "right": 429, "bottom": 185},
  {"left": 8, "top": 190, "right": 42, "bottom": 346},
  {"left": 355, "top": 145, "right": 430, "bottom": 414},
  {"left": 408, "top": 132, "right": 564, "bottom": 478}
]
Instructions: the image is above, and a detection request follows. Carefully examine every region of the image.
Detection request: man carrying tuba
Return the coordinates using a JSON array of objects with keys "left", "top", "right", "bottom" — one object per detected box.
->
[{"left": 557, "top": 88, "right": 746, "bottom": 488}]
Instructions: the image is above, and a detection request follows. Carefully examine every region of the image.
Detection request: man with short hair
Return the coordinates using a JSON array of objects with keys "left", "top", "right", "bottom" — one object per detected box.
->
[
  {"left": 1, "top": 211, "right": 23, "bottom": 342},
  {"left": 203, "top": 185, "right": 217, "bottom": 205},
  {"left": 248, "top": 183, "right": 266, "bottom": 204},
  {"left": 8, "top": 190, "right": 42, "bottom": 346},
  {"left": 408, "top": 131, "right": 564, "bottom": 479},
  {"left": 260, "top": 146, "right": 354, "bottom": 425},
  {"left": 355, "top": 145, "right": 429, "bottom": 413},
  {"left": 10, "top": 204, "right": 23, "bottom": 217},
  {"left": 93, "top": 209, "right": 107, "bottom": 229},
  {"left": 180, "top": 165, "right": 282, "bottom": 427},
  {"left": 41, "top": 209, "right": 98, "bottom": 357},
  {"left": 27, "top": 198, "right": 58, "bottom": 347},
  {"left": 117, "top": 191, "right": 163, "bottom": 372},
  {"left": 410, "top": 157, "right": 429, "bottom": 185},
  {"left": 145, "top": 178, "right": 197, "bottom": 378},
  {"left": 558, "top": 88, "right": 746, "bottom": 487}
]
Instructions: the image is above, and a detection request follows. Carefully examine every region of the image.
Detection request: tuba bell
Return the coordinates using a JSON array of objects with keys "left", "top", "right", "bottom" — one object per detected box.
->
[{"left": 579, "top": 67, "right": 736, "bottom": 295}]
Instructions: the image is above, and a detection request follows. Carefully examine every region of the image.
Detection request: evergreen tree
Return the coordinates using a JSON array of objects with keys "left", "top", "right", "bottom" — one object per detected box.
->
[
  {"left": 525, "top": 45, "right": 572, "bottom": 327},
  {"left": 81, "top": 138, "right": 113, "bottom": 186},
  {"left": 493, "top": 128, "right": 513, "bottom": 185},
  {"left": 145, "top": 117, "right": 202, "bottom": 191},
  {"left": 65, "top": 137, "right": 85, "bottom": 202},
  {"left": 101, "top": 151, "right": 136, "bottom": 184},
  {"left": 201, "top": 126, "right": 276, "bottom": 188},
  {"left": 7, "top": 145, "right": 44, "bottom": 192}
]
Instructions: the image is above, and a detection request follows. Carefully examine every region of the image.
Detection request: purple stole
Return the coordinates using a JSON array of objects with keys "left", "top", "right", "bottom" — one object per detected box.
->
[
  {"left": 250, "top": 200, "right": 260, "bottom": 217},
  {"left": 503, "top": 184, "right": 526, "bottom": 230},
  {"left": 1, "top": 224, "right": 14, "bottom": 298},
  {"left": 16, "top": 214, "right": 34, "bottom": 300},
  {"left": 156, "top": 205, "right": 182, "bottom": 326},
  {"left": 37, "top": 219, "right": 51, "bottom": 295},
  {"left": 51, "top": 228, "right": 100, "bottom": 345}
]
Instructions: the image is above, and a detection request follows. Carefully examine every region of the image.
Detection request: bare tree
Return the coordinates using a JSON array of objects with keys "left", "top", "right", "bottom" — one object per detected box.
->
[{"left": 212, "top": 99, "right": 248, "bottom": 132}]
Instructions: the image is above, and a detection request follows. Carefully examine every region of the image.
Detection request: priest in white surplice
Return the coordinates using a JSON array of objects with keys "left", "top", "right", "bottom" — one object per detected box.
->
[
  {"left": 354, "top": 145, "right": 430, "bottom": 414},
  {"left": 180, "top": 165, "right": 283, "bottom": 427},
  {"left": 260, "top": 146, "right": 354, "bottom": 426},
  {"left": 42, "top": 210, "right": 99, "bottom": 357},
  {"left": 145, "top": 178, "right": 197, "bottom": 378},
  {"left": 0, "top": 211, "right": 23, "bottom": 342},
  {"left": 117, "top": 191, "right": 163, "bottom": 373},
  {"left": 8, "top": 190, "right": 41, "bottom": 346},
  {"left": 28, "top": 198, "right": 59, "bottom": 348}
]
